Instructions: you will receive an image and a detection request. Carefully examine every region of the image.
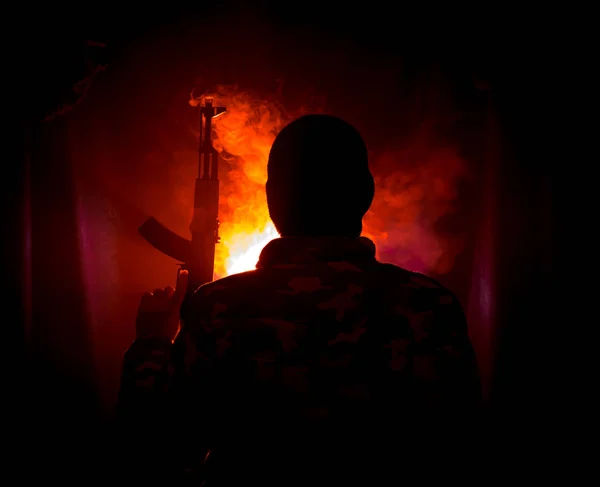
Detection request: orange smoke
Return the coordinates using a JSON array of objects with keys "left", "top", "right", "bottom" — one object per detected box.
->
[
  {"left": 190, "top": 86, "right": 289, "bottom": 278},
  {"left": 186, "top": 86, "right": 466, "bottom": 278},
  {"left": 362, "top": 124, "right": 467, "bottom": 275}
]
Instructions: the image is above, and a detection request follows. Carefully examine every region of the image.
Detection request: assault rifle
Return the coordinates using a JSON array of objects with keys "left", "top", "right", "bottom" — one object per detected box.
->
[{"left": 138, "top": 97, "right": 226, "bottom": 296}]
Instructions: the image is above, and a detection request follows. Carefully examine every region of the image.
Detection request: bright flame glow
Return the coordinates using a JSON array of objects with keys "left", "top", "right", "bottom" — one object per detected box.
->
[{"left": 224, "top": 221, "right": 278, "bottom": 275}]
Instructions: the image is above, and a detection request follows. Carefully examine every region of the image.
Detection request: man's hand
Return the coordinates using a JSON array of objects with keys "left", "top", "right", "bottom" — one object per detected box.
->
[{"left": 135, "top": 270, "right": 189, "bottom": 342}]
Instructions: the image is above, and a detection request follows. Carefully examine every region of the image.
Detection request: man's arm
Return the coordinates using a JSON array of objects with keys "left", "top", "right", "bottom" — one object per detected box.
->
[
  {"left": 116, "top": 272, "right": 201, "bottom": 484},
  {"left": 117, "top": 336, "right": 173, "bottom": 418},
  {"left": 418, "top": 290, "right": 483, "bottom": 465},
  {"left": 411, "top": 289, "right": 482, "bottom": 415},
  {"left": 117, "top": 271, "right": 188, "bottom": 418},
  {"left": 432, "top": 292, "right": 482, "bottom": 410},
  {"left": 117, "top": 333, "right": 200, "bottom": 485}
]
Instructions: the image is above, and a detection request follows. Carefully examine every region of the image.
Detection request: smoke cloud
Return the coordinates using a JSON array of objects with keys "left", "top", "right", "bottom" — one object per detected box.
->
[{"left": 183, "top": 85, "right": 468, "bottom": 277}]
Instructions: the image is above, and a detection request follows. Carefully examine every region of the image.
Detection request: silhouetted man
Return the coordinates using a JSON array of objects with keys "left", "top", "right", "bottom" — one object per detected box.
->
[{"left": 118, "top": 115, "right": 481, "bottom": 486}]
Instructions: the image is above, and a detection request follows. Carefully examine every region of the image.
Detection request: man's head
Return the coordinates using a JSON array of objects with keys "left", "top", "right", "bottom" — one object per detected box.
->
[{"left": 266, "top": 114, "right": 374, "bottom": 237}]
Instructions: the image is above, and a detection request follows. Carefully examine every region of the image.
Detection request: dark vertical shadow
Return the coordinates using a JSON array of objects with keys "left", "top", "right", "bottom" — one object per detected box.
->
[{"left": 26, "top": 116, "right": 100, "bottom": 479}]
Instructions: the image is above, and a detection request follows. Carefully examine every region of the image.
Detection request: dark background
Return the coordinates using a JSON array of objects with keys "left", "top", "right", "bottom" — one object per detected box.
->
[{"left": 7, "top": 2, "right": 558, "bottom": 481}]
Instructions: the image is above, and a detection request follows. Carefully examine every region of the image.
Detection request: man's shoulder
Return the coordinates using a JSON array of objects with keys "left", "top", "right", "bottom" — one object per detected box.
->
[
  {"left": 376, "top": 262, "right": 450, "bottom": 292},
  {"left": 181, "top": 270, "right": 262, "bottom": 327},
  {"left": 193, "top": 269, "right": 261, "bottom": 300},
  {"left": 372, "top": 263, "right": 465, "bottom": 329},
  {"left": 375, "top": 262, "right": 460, "bottom": 308}
]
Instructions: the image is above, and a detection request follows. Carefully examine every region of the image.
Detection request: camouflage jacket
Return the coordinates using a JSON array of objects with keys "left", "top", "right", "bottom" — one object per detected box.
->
[{"left": 118, "top": 236, "right": 481, "bottom": 484}]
